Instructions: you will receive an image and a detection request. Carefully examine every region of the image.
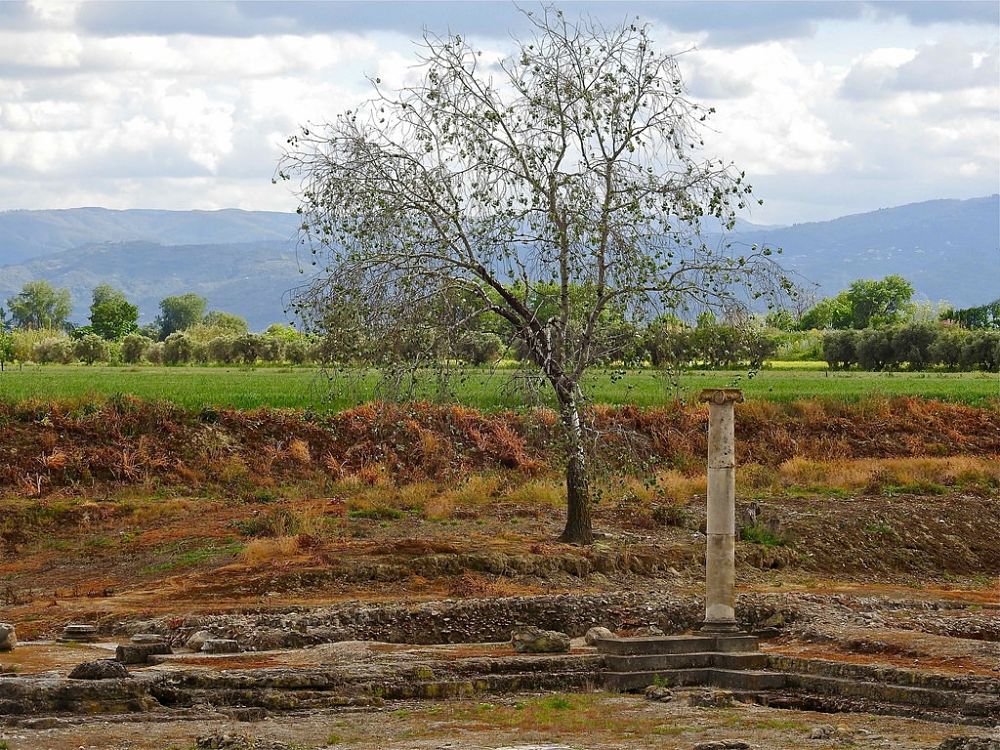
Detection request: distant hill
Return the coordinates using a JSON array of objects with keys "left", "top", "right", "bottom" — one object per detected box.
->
[
  {"left": 0, "top": 207, "right": 300, "bottom": 265},
  {"left": 716, "top": 195, "right": 1000, "bottom": 307},
  {"left": 0, "top": 197, "right": 996, "bottom": 328},
  {"left": 0, "top": 239, "right": 310, "bottom": 330}
]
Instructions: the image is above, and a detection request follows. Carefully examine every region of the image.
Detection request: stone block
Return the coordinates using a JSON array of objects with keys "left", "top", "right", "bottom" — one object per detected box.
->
[{"left": 116, "top": 642, "right": 172, "bottom": 664}]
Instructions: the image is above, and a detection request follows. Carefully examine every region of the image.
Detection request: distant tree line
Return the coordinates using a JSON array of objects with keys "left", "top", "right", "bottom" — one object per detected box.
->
[
  {"left": 940, "top": 299, "right": 1000, "bottom": 330},
  {"left": 0, "top": 281, "right": 317, "bottom": 367},
  {"left": 822, "top": 325, "right": 999, "bottom": 371},
  {"left": 2, "top": 277, "right": 997, "bottom": 372}
]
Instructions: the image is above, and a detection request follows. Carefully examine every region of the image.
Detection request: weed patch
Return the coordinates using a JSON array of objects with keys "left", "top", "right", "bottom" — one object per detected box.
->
[
  {"left": 740, "top": 525, "right": 788, "bottom": 547},
  {"left": 348, "top": 506, "right": 405, "bottom": 521}
]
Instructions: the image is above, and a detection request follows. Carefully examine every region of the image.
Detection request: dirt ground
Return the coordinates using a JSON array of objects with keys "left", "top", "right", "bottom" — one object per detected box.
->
[
  {"left": 2, "top": 485, "right": 997, "bottom": 642},
  {"left": 1, "top": 691, "right": 994, "bottom": 750}
]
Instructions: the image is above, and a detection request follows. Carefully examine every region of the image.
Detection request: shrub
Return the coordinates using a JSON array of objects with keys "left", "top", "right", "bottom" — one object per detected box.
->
[
  {"left": 232, "top": 508, "right": 298, "bottom": 538},
  {"left": 32, "top": 336, "right": 75, "bottom": 364},
  {"left": 855, "top": 329, "right": 892, "bottom": 370},
  {"left": 348, "top": 506, "right": 404, "bottom": 520},
  {"left": 191, "top": 341, "right": 211, "bottom": 364},
  {"left": 258, "top": 336, "right": 283, "bottom": 363},
  {"left": 232, "top": 333, "right": 261, "bottom": 365},
  {"left": 121, "top": 334, "right": 152, "bottom": 364},
  {"left": 890, "top": 323, "right": 937, "bottom": 370},
  {"left": 241, "top": 536, "right": 300, "bottom": 565},
  {"left": 928, "top": 329, "right": 964, "bottom": 370},
  {"left": 821, "top": 330, "right": 856, "bottom": 369},
  {"left": 284, "top": 338, "right": 309, "bottom": 364},
  {"left": 739, "top": 524, "right": 787, "bottom": 547},
  {"left": 960, "top": 330, "right": 1000, "bottom": 371},
  {"left": 163, "top": 332, "right": 193, "bottom": 365},
  {"left": 206, "top": 336, "right": 237, "bottom": 364},
  {"left": 146, "top": 341, "right": 165, "bottom": 365},
  {"left": 0, "top": 331, "right": 14, "bottom": 365},
  {"left": 13, "top": 328, "right": 63, "bottom": 361},
  {"left": 456, "top": 332, "right": 503, "bottom": 365},
  {"left": 73, "top": 333, "right": 109, "bottom": 365},
  {"left": 651, "top": 503, "right": 689, "bottom": 527}
]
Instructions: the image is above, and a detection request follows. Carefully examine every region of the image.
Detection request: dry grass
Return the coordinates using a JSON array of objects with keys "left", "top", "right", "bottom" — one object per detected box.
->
[
  {"left": 285, "top": 438, "right": 312, "bottom": 465},
  {"left": 240, "top": 536, "right": 301, "bottom": 566},
  {"left": 447, "top": 571, "right": 528, "bottom": 598},
  {"left": 773, "top": 456, "right": 1000, "bottom": 494},
  {"left": 501, "top": 478, "right": 564, "bottom": 508}
]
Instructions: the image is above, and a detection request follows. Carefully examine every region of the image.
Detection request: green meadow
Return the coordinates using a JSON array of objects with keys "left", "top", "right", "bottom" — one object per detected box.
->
[{"left": 1, "top": 363, "right": 996, "bottom": 410}]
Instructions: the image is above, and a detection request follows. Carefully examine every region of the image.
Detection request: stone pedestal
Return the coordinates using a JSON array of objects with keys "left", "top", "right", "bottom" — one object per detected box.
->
[
  {"left": 698, "top": 388, "right": 743, "bottom": 633},
  {"left": 59, "top": 624, "right": 99, "bottom": 643}
]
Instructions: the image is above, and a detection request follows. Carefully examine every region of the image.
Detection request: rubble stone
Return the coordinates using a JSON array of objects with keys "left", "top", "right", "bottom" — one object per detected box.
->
[
  {"left": 644, "top": 685, "right": 673, "bottom": 702},
  {"left": 510, "top": 626, "right": 570, "bottom": 653},
  {"left": 68, "top": 659, "right": 130, "bottom": 680},
  {"left": 584, "top": 626, "right": 613, "bottom": 645},
  {"left": 0, "top": 623, "right": 16, "bottom": 652},
  {"left": 186, "top": 630, "right": 215, "bottom": 651}
]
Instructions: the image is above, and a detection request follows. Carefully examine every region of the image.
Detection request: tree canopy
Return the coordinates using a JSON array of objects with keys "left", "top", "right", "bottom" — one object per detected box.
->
[
  {"left": 156, "top": 293, "right": 208, "bottom": 339},
  {"left": 799, "top": 275, "right": 914, "bottom": 330},
  {"left": 89, "top": 284, "right": 139, "bottom": 340},
  {"left": 6, "top": 281, "right": 72, "bottom": 330},
  {"left": 279, "top": 9, "right": 785, "bottom": 542}
]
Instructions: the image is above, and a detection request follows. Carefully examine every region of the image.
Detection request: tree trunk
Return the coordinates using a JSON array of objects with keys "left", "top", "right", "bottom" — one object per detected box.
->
[{"left": 557, "top": 393, "right": 593, "bottom": 545}]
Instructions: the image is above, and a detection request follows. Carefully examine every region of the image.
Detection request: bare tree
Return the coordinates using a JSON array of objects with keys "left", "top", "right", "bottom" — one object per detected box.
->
[{"left": 278, "top": 8, "right": 786, "bottom": 544}]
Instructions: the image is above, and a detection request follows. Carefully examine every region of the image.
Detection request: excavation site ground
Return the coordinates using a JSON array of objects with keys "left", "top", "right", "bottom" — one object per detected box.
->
[{"left": 0, "top": 395, "right": 997, "bottom": 749}]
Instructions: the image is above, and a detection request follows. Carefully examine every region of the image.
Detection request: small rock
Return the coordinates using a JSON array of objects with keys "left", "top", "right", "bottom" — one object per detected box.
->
[
  {"left": 201, "top": 638, "right": 241, "bottom": 654},
  {"left": 0, "top": 623, "right": 16, "bottom": 652},
  {"left": 68, "top": 659, "right": 130, "bottom": 680},
  {"left": 510, "top": 626, "right": 570, "bottom": 654},
  {"left": 692, "top": 741, "right": 751, "bottom": 750},
  {"left": 584, "top": 626, "right": 613, "bottom": 646},
  {"left": 808, "top": 725, "right": 835, "bottom": 739},
  {"left": 185, "top": 630, "right": 215, "bottom": 651},
  {"left": 688, "top": 689, "right": 736, "bottom": 708},
  {"left": 644, "top": 685, "right": 673, "bottom": 702}
]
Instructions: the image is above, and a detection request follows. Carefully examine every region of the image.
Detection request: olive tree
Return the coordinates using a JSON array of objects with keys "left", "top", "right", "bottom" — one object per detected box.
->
[
  {"left": 74, "top": 333, "right": 109, "bottom": 365},
  {"left": 279, "top": 10, "right": 785, "bottom": 543}
]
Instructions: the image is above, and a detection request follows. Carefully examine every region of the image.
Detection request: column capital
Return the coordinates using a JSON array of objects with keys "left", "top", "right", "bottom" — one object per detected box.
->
[{"left": 698, "top": 388, "right": 744, "bottom": 405}]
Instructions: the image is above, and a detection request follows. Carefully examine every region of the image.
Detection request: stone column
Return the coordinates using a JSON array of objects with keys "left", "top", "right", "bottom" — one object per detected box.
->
[{"left": 699, "top": 388, "right": 743, "bottom": 633}]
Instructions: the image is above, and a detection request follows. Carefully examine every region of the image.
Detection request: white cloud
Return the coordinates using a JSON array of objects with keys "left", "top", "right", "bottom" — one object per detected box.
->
[
  {"left": 841, "top": 40, "right": 999, "bottom": 98},
  {"left": 682, "top": 43, "right": 849, "bottom": 176},
  {"left": 0, "top": 6, "right": 996, "bottom": 225}
]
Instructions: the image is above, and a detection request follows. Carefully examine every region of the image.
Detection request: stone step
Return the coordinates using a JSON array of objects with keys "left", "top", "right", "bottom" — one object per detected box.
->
[
  {"left": 785, "top": 673, "right": 999, "bottom": 715},
  {"left": 604, "top": 651, "right": 768, "bottom": 673},
  {"left": 767, "top": 655, "right": 1000, "bottom": 696},
  {"left": 594, "top": 634, "right": 759, "bottom": 656},
  {"left": 604, "top": 667, "right": 788, "bottom": 692}
]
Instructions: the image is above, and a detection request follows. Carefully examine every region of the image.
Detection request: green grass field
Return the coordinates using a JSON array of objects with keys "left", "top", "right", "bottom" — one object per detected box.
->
[{"left": 1, "top": 364, "right": 997, "bottom": 410}]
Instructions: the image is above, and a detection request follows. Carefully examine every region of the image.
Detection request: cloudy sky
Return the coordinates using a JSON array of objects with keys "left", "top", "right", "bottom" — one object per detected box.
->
[{"left": 1, "top": 0, "right": 997, "bottom": 225}]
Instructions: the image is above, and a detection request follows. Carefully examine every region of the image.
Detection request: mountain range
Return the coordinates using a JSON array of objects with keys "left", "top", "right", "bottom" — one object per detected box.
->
[{"left": 0, "top": 196, "right": 997, "bottom": 329}]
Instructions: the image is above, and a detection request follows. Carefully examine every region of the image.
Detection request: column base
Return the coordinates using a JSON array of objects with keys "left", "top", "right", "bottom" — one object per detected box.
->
[{"left": 700, "top": 620, "right": 741, "bottom": 633}]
